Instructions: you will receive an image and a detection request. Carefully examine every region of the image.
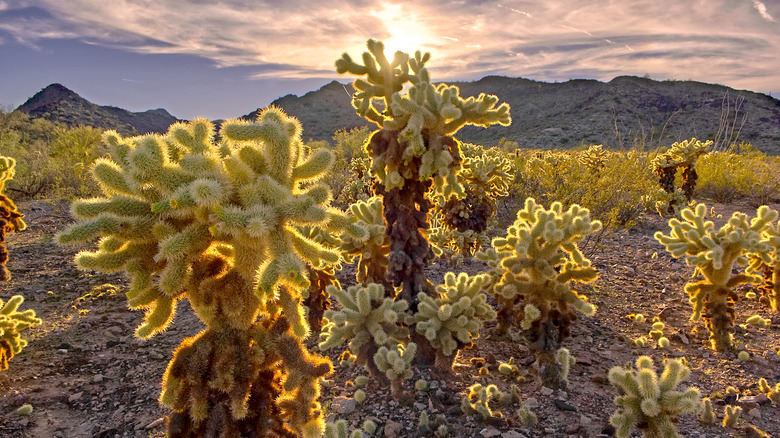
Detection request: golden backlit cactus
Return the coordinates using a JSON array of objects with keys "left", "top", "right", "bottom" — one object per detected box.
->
[
  {"left": 337, "top": 39, "right": 510, "bottom": 366},
  {"left": 609, "top": 356, "right": 702, "bottom": 438},
  {"left": 478, "top": 198, "right": 601, "bottom": 388},
  {"left": 655, "top": 203, "right": 777, "bottom": 351},
  {"left": 0, "top": 295, "right": 41, "bottom": 371},
  {"left": 579, "top": 144, "right": 608, "bottom": 172},
  {"left": 410, "top": 272, "right": 496, "bottom": 369},
  {"left": 748, "top": 216, "right": 780, "bottom": 311},
  {"left": 650, "top": 138, "right": 711, "bottom": 216},
  {"left": 57, "top": 107, "right": 362, "bottom": 437},
  {"left": 339, "top": 196, "right": 392, "bottom": 294},
  {"left": 0, "top": 156, "right": 26, "bottom": 282}
]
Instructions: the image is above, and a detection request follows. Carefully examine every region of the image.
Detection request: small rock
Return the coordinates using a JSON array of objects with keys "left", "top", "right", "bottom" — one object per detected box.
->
[
  {"left": 145, "top": 418, "right": 164, "bottom": 429},
  {"left": 331, "top": 396, "right": 357, "bottom": 415},
  {"left": 553, "top": 399, "right": 577, "bottom": 412},
  {"left": 414, "top": 402, "right": 426, "bottom": 410},
  {"left": 501, "top": 431, "right": 526, "bottom": 438},
  {"left": 591, "top": 374, "right": 609, "bottom": 385},
  {"left": 565, "top": 423, "right": 582, "bottom": 433},
  {"left": 480, "top": 427, "right": 501, "bottom": 437},
  {"left": 540, "top": 387, "right": 554, "bottom": 397},
  {"left": 524, "top": 397, "right": 539, "bottom": 408},
  {"left": 672, "top": 332, "right": 689, "bottom": 345},
  {"left": 384, "top": 420, "right": 402, "bottom": 438},
  {"left": 739, "top": 394, "right": 770, "bottom": 406},
  {"left": 747, "top": 408, "right": 761, "bottom": 420},
  {"left": 19, "top": 418, "right": 29, "bottom": 427},
  {"left": 577, "top": 356, "right": 592, "bottom": 366},
  {"left": 93, "top": 374, "right": 104, "bottom": 383},
  {"left": 68, "top": 392, "right": 83, "bottom": 403}
]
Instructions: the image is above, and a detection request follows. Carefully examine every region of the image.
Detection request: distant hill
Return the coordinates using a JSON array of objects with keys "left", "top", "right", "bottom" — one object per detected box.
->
[
  {"left": 249, "top": 76, "right": 780, "bottom": 154},
  {"left": 15, "top": 84, "right": 178, "bottom": 136}
]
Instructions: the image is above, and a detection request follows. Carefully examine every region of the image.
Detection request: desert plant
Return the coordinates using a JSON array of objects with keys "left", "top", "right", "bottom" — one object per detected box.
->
[
  {"left": 373, "top": 341, "right": 417, "bottom": 397},
  {"left": 319, "top": 283, "right": 408, "bottom": 386},
  {"left": 0, "top": 156, "right": 26, "bottom": 281},
  {"left": 655, "top": 203, "right": 777, "bottom": 351},
  {"left": 339, "top": 196, "right": 393, "bottom": 294},
  {"left": 461, "top": 383, "right": 505, "bottom": 420},
  {"left": 608, "top": 356, "right": 702, "bottom": 438},
  {"left": 723, "top": 404, "right": 742, "bottom": 428},
  {"left": 323, "top": 420, "right": 362, "bottom": 438},
  {"left": 477, "top": 198, "right": 601, "bottom": 388},
  {"left": 0, "top": 295, "right": 42, "bottom": 371},
  {"left": 579, "top": 144, "right": 608, "bottom": 172},
  {"left": 696, "top": 144, "right": 779, "bottom": 204},
  {"left": 649, "top": 138, "right": 710, "bottom": 216},
  {"left": 748, "top": 215, "right": 780, "bottom": 311},
  {"left": 57, "top": 108, "right": 364, "bottom": 437},
  {"left": 336, "top": 39, "right": 510, "bottom": 365},
  {"left": 410, "top": 272, "right": 496, "bottom": 369}
]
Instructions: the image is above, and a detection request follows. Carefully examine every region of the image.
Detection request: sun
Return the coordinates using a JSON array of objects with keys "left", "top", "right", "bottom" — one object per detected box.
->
[{"left": 371, "top": 4, "right": 433, "bottom": 55}]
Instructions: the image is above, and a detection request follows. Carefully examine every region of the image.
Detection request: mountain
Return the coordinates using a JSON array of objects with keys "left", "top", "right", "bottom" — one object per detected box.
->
[
  {"left": 15, "top": 84, "right": 178, "bottom": 136},
  {"left": 252, "top": 76, "right": 780, "bottom": 154}
]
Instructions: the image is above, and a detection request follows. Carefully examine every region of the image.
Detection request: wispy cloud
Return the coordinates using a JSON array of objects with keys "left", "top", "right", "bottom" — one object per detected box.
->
[
  {"left": 0, "top": 0, "right": 778, "bottom": 94},
  {"left": 753, "top": 0, "right": 775, "bottom": 22}
]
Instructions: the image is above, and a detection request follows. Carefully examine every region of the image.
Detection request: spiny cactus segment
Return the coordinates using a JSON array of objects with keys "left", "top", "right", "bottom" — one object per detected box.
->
[
  {"left": 0, "top": 295, "right": 42, "bottom": 371},
  {"left": 609, "top": 356, "right": 702, "bottom": 438},
  {"left": 339, "top": 196, "right": 392, "bottom": 294},
  {"left": 748, "top": 216, "right": 780, "bottom": 311},
  {"left": 410, "top": 272, "right": 496, "bottom": 369},
  {"left": 655, "top": 203, "right": 778, "bottom": 350},
  {"left": 0, "top": 156, "right": 26, "bottom": 282},
  {"left": 477, "top": 198, "right": 601, "bottom": 388},
  {"left": 319, "top": 283, "right": 408, "bottom": 383},
  {"left": 57, "top": 108, "right": 361, "bottom": 437},
  {"left": 373, "top": 342, "right": 417, "bottom": 397}
]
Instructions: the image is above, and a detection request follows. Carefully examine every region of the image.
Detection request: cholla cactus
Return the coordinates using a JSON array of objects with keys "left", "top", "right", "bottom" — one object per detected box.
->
[
  {"left": 579, "top": 144, "right": 608, "bottom": 171},
  {"left": 410, "top": 272, "right": 496, "bottom": 369},
  {"left": 655, "top": 203, "right": 777, "bottom": 350},
  {"left": 373, "top": 342, "right": 417, "bottom": 397},
  {"left": 0, "top": 295, "right": 42, "bottom": 371},
  {"left": 57, "top": 108, "right": 362, "bottom": 437},
  {"left": 477, "top": 198, "right": 601, "bottom": 388},
  {"left": 323, "top": 420, "right": 362, "bottom": 438},
  {"left": 319, "top": 283, "right": 408, "bottom": 383},
  {"left": 461, "top": 383, "right": 504, "bottom": 419},
  {"left": 340, "top": 197, "right": 392, "bottom": 294},
  {"left": 609, "top": 356, "right": 702, "bottom": 438},
  {"left": 0, "top": 156, "right": 26, "bottom": 282},
  {"left": 650, "top": 138, "right": 711, "bottom": 215},
  {"left": 748, "top": 216, "right": 780, "bottom": 311},
  {"left": 337, "top": 41, "right": 510, "bottom": 369},
  {"left": 758, "top": 377, "right": 780, "bottom": 404},
  {"left": 297, "top": 224, "right": 345, "bottom": 332}
]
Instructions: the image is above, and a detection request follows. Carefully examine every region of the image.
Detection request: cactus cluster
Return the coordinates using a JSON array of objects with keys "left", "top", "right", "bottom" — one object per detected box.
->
[
  {"left": 336, "top": 40, "right": 510, "bottom": 336},
  {"left": 339, "top": 197, "right": 392, "bottom": 293},
  {"left": 579, "top": 144, "right": 608, "bottom": 172},
  {"left": 0, "top": 295, "right": 42, "bottom": 371},
  {"left": 655, "top": 203, "right": 778, "bottom": 350},
  {"left": 460, "top": 383, "right": 508, "bottom": 420},
  {"left": 650, "top": 138, "right": 710, "bottom": 216},
  {"left": 748, "top": 215, "right": 780, "bottom": 311},
  {"left": 0, "top": 156, "right": 26, "bottom": 281},
  {"left": 57, "top": 108, "right": 364, "bottom": 437},
  {"left": 478, "top": 198, "right": 601, "bottom": 388},
  {"left": 609, "top": 356, "right": 702, "bottom": 438},
  {"left": 410, "top": 272, "right": 496, "bottom": 369},
  {"left": 319, "top": 282, "right": 408, "bottom": 388}
]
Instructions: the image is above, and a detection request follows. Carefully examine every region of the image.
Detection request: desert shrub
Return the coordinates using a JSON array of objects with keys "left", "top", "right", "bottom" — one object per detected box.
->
[
  {"left": 328, "top": 127, "right": 372, "bottom": 206},
  {"left": 696, "top": 143, "right": 779, "bottom": 204},
  {"left": 0, "top": 109, "right": 104, "bottom": 199}
]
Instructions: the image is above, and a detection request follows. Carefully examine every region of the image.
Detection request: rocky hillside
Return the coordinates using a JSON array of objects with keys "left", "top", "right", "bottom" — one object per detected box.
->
[
  {"left": 15, "top": 84, "right": 178, "bottom": 136},
  {"left": 259, "top": 76, "right": 780, "bottom": 154}
]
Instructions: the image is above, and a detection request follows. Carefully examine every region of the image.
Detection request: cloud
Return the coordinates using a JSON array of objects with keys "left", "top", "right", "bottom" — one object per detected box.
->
[
  {"left": 0, "top": 0, "right": 778, "bottom": 95},
  {"left": 753, "top": 0, "right": 775, "bottom": 22}
]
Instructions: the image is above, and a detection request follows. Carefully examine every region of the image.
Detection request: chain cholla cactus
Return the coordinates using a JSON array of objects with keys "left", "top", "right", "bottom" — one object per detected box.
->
[
  {"left": 650, "top": 138, "right": 710, "bottom": 215},
  {"left": 579, "top": 144, "right": 608, "bottom": 172},
  {"left": 373, "top": 342, "right": 417, "bottom": 397},
  {"left": 410, "top": 272, "right": 496, "bottom": 369},
  {"left": 0, "top": 295, "right": 42, "bottom": 371},
  {"left": 319, "top": 283, "right": 408, "bottom": 384},
  {"left": 748, "top": 216, "right": 780, "bottom": 311},
  {"left": 57, "top": 107, "right": 363, "bottom": 437},
  {"left": 477, "top": 198, "right": 601, "bottom": 388},
  {"left": 336, "top": 41, "right": 511, "bottom": 351},
  {"left": 655, "top": 203, "right": 777, "bottom": 351},
  {"left": 460, "top": 383, "right": 505, "bottom": 419},
  {"left": 340, "top": 197, "right": 392, "bottom": 294},
  {"left": 0, "top": 156, "right": 26, "bottom": 281},
  {"left": 609, "top": 356, "right": 701, "bottom": 438}
]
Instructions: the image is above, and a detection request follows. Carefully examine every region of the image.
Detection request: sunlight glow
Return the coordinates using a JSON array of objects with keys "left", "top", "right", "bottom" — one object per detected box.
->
[{"left": 372, "top": 4, "right": 435, "bottom": 55}]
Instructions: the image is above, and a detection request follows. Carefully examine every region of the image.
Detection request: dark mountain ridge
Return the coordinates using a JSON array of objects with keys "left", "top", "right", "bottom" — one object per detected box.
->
[
  {"left": 16, "top": 83, "right": 179, "bottom": 136},
  {"left": 14, "top": 77, "right": 780, "bottom": 154}
]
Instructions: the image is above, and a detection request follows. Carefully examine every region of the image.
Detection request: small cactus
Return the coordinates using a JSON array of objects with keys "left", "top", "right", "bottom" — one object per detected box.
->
[{"left": 723, "top": 405, "right": 742, "bottom": 428}]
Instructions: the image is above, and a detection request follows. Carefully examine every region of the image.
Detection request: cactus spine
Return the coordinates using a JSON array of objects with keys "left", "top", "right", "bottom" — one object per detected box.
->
[
  {"left": 608, "top": 356, "right": 702, "bottom": 438},
  {"left": 655, "top": 203, "right": 777, "bottom": 350},
  {"left": 336, "top": 39, "right": 510, "bottom": 365},
  {"left": 57, "top": 108, "right": 363, "bottom": 437},
  {"left": 478, "top": 198, "right": 601, "bottom": 388}
]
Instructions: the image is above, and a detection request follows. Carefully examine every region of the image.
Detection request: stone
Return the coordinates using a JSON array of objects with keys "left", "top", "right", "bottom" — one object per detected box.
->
[
  {"left": 68, "top": 392, "right": 83, "bottom": 403},
  {"left": 501, "top": 431, "right": 526, "bottom": 438},
  {"left": 553, "top": 399, "right": 577, "bottom": 412},
  {"left": 524, "top": 397, "right": 539, "bottom": 408},
  {"left": 540, "top": 387, "right": 554, "bottom": 396},
  {"left": 383, "top": 420, "right": 402, "bottom": 438},
  {"left": 747, "top": 408, "right": 761, "bottom": 419},
  {"left": 480, "top": 427, "right": 501, "bottom": 437},
  {"left": 331, "top": 396, "right": 357, "bottom": 415}
]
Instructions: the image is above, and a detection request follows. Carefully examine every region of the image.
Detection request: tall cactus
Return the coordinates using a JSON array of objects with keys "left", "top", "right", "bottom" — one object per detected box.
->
[
  {"left": 478, "top": 198, "right": 601, "bottom": 388},
  {"left": 748, "top": 216, "right": 780, "bottom": 311},
  {"left": 655, "top": 203, "right": 777, "bottom": 351},
  {"left": 0, "top": 156, "right": 26, "bottom": 282},
  {"left": 57, "top": 108, "right": 364, "bottom": 437},
  {"left": 336, "top": 39, "right": 510, "bottom": 365}
]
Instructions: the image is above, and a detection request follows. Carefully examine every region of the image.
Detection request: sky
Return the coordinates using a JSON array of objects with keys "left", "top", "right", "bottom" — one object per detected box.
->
[{"left": 0, "top": 0, "right": 778, "bottom": 121}]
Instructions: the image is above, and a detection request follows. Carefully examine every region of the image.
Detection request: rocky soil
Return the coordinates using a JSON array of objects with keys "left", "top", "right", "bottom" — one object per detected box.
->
[{"left": 1, "top": 198, "right": 780, "bottom": 438}]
